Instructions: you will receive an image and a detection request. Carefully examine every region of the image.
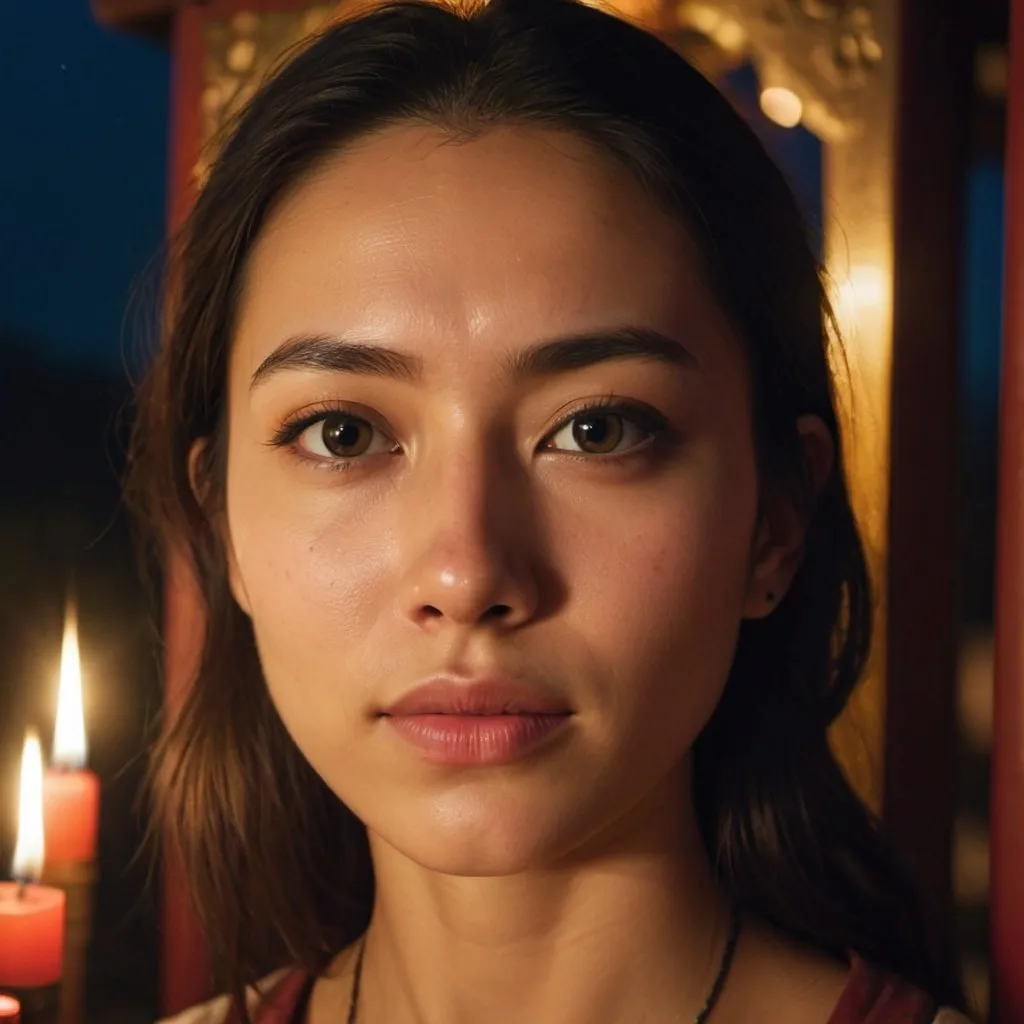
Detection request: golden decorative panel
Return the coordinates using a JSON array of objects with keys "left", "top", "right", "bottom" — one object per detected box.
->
[
  {"left": 655, "top": 0, "right": 895, "bottom": 812},
  {"left": 196, "top": 7, "right": 335, "bottom": 187},
  {"left": 670, "top": 0, "right": 882, "bottom": 140}
]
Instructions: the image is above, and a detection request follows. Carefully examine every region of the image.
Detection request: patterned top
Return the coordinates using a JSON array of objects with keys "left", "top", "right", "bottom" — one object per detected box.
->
[{"left": 160, "top": 956, "right": 975, "bottom": 1024}]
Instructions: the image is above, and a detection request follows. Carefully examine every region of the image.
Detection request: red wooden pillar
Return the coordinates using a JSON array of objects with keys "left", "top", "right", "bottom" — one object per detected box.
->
[
  {"left": 159, "top": 7, "right": 210, "bottom": 1014},
  {"left": 885, "top": 0, "right": 971, "bottom": 940},
  {"left": 92, "top": 1, "right": 214, "bottom": 1012},
  {"left": 159, "top": 559, "right": 209, "bottom": 1014},
  {"left": 991, "top": 0, "right": 1024, "bottom": 1016},
  {"left": 95, "top": 1, "right": 323, "bottom": 1013}
]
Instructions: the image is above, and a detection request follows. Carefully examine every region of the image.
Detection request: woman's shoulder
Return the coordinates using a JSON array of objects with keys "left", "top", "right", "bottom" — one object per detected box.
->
[
  {"left": 733, "top": 925, "right": 973, "bottom": 1024},
  {"left": 155, "top": 969, "right": 308, "bottom": 1024},
  {"left": 827, "top": 955, "right": 973, "bottom": 1024},
  {"left": 155, "top": 941, "right": 359, "bottom": 1024}
]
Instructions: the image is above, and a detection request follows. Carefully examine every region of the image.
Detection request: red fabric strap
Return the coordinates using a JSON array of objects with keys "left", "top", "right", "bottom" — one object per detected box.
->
[{"left": 827, "top": 956, "right": 937, "bottom": 1024}]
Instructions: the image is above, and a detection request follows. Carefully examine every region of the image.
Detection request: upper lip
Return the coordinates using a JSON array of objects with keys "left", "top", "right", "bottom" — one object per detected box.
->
[{"left": 381, "top": 678, "right": 573, "bottom": 716}]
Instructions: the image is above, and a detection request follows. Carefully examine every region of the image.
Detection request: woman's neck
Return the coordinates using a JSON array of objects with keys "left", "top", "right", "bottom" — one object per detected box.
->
[{"left": 310, "top": 771, "right": 735, "bottom": 1024}]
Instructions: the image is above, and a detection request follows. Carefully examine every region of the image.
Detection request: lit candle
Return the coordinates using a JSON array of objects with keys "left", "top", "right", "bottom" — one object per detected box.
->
[
  {"left": 0, "top": 994, "right": 21, "bottom": 1021},
  {"left": 42, "top": 601, "right": 99, "bottom": 863},
  {"left": 0, "top": 731, "right": 66, "bottom": 988}
]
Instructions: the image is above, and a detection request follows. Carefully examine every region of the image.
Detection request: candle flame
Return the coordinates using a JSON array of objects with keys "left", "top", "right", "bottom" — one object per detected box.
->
[
  {"left": 12, "top": 730, "right": 45, "bottom": 881},
  {"left": 53, "top": 598, "right": 88, "bottom": 769}
]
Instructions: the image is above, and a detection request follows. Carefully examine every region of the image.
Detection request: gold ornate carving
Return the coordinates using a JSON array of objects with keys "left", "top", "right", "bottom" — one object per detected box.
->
[
  {"left": 667, "top": 0, "right": 893, "bottom": 812},
  {"left": 196, "top": 7, "right": 334, "bottom": 187},
  {"left": 197, "top": 0, "right": 880, "bottom": 173},
  {"left": 643, "top": 0, "right": 895, "bottom": 812},
  {"left": 667, "top": 0, "right": 882, "bottom": 140}
]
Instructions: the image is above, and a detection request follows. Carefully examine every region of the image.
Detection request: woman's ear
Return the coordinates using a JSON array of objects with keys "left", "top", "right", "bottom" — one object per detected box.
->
[
  {"left": 189, "top": 438, "right": 252, "bottom": 617},
  {"left": 742, "top": 415, "right": 834, "bottom": 619},
  {"left": 187, "top": 438, "right": 209, "bottom": 509}
]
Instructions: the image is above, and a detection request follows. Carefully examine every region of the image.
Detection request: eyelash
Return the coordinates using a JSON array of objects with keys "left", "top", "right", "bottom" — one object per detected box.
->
[{"left": 269, "top": 396, "right": 676, "bottom": 472}]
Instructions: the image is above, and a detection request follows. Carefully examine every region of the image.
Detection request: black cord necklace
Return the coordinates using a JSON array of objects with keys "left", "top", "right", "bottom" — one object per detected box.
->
[{"left": 345, "top": 905, "right": 741, "bottom": 1023}]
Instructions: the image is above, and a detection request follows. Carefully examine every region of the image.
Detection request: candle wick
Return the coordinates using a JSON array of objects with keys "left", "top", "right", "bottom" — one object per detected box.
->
[{"left": 15, "top": 879, "right": 27, "bottom": 901}]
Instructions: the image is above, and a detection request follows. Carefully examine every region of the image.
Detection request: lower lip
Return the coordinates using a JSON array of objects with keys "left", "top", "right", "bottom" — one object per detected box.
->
[{"left": 383, "top": 713, "right": 571, "bottom": 765}]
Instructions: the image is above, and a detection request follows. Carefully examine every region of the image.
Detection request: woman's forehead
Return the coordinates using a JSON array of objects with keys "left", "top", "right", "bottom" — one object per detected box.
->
[{"left": 233, "top": 124, "right": 715, "bottom": 377}]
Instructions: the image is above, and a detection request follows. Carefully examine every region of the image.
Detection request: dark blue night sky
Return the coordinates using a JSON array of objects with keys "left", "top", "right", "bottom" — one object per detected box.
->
[{"left": 1, "top": 3, "right": 169, "bottom": 370}]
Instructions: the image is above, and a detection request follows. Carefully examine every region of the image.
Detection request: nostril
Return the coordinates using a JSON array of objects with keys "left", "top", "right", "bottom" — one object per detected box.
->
[{"left": 413, "top": 602, "right": 517, "bottom": 626}]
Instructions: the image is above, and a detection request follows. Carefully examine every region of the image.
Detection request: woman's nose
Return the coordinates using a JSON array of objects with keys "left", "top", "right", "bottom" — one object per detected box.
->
[{"left": 394, "top": 452, "right": 541, "bottom": 633}]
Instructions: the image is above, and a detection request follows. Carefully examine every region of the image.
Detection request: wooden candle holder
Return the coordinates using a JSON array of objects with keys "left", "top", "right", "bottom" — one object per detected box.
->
[{"left": 39, "top": 863, "right": 96, "bottom": 1024}]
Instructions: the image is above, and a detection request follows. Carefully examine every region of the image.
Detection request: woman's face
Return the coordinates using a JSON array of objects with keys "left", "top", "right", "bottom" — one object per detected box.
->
[{"left": 223, "top": 125, "right": 786, "bottom": 874}]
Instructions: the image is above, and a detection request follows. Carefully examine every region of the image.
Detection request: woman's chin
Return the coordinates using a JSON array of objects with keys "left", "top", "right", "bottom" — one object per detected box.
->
[{"left": 365, "top": 796, "right": 590, "bottom": 877}]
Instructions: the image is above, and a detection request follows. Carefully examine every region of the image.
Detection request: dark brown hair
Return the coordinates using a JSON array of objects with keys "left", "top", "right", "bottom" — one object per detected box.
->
[{"left": 127, "top": 0, "right": 967, "bottom": 1012}]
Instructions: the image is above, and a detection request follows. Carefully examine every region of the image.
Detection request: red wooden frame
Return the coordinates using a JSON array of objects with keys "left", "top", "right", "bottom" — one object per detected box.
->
[
  {"left": 168, "top": 0, "right": 314, "bottom": 230},
  {"left": 884, "top": 0, "right": 971, "bottom": 940},
  {"left": 161, "top": 6, "right": 319, "bottom": 1010},
  {"left": 991, "top": 0, "right": 1024, "bottom": 1016}
]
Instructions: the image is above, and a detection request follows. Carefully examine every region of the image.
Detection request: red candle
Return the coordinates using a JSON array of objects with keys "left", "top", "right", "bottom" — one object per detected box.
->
[
  {"left": 0, "top": 995, "right": 22, "bottom": 1022},
  {"left": 0, "top": 733, "right": 66, "bottom": 988},
  {"left": 42, "top": 771, "right": 99, "bottom": 863},
  {"left": 0, "top": 885, "right": 65, "bottom": 988},
  {"left": 42, "top": 601, "right": 99, "bottom": 863}
]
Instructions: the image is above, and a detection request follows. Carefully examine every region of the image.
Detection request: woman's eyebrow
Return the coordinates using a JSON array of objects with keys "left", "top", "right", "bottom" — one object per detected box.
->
[
  {"left": 249, "top": 325, "right": 697, "bottom": 391},
  {"left": 250, "top": 335, "right": 421, "bottom": 389},
  {"left": 505, "top": 326, "right": 698, "bottom": 378}
]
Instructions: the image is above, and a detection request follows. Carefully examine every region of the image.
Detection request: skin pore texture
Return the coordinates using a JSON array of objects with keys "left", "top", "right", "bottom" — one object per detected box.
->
[{"left": 221, "top": 124, "right": 846, "bottom": 1023}]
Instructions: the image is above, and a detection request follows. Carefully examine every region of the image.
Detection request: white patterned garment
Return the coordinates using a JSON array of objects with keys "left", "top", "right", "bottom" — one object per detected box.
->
[{"left": 156, "top": 970, "right": 289, "bottom": 1024}]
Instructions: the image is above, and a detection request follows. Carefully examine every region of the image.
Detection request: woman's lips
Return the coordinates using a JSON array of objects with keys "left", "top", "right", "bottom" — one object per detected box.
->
[
  {"left": 382, "top": 712, "right": 572, "bottom": 766},
  {"left": 380, "top": 678, "right": 573, "bottom": 765},
  {"left": 382, "top": 678, "right": 572, "bottom": 717}
]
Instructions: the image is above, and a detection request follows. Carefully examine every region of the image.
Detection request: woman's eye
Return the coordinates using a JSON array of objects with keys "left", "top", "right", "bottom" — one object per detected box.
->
[
  {"left": 298, "top": 414, "right": 395, "bottom": 460},
  {"left": 546, "top": 409, "right": 653, "bottom": 455}
]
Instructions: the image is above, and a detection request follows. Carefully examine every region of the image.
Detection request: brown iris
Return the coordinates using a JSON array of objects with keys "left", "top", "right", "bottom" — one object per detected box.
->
[
  {"left": 572, "top": 412, "right": 625, "bottom": 454},
  {"left": 320, "top": 416, "right": 375, "bottom": 457}
]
